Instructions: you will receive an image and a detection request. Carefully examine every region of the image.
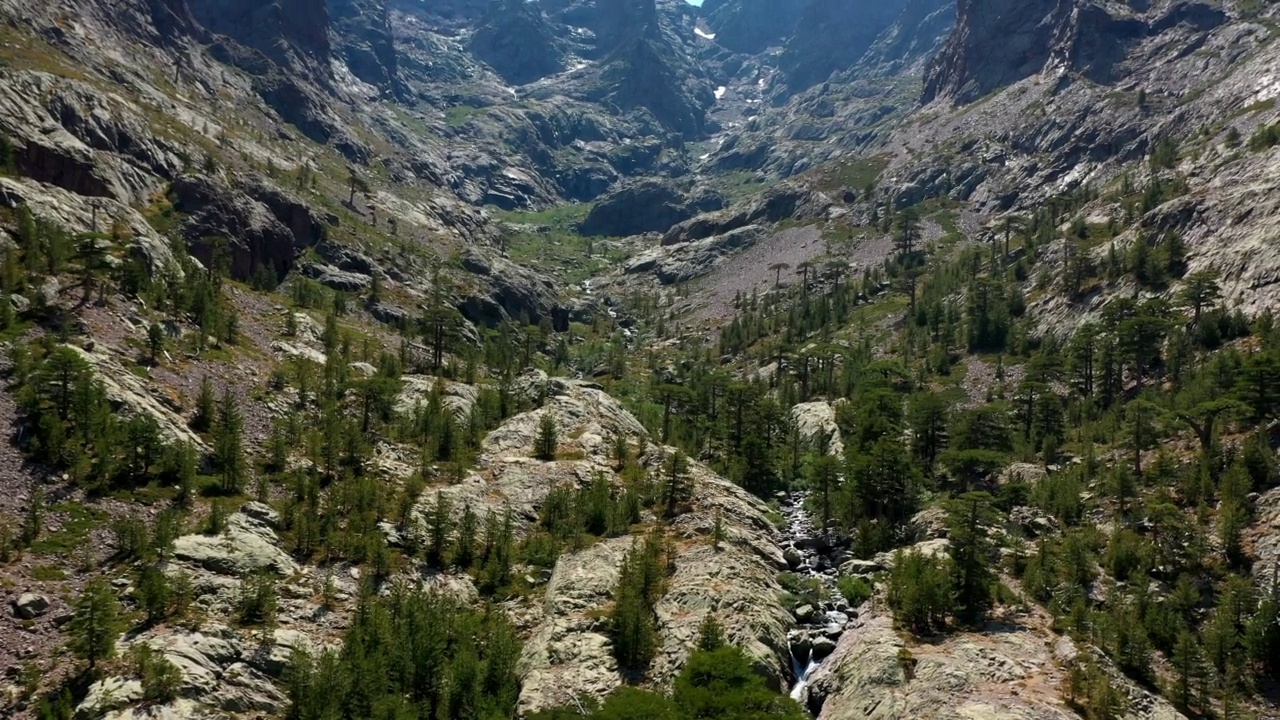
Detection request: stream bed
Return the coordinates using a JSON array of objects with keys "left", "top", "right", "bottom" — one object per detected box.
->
[{"left": 776, "top": 491, "right": 858, "bottom": 708}]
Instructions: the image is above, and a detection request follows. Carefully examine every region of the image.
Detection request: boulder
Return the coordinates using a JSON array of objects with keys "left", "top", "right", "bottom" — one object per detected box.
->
[
  {"left": 77, "top": 677, "right": 143, "bottom": 717},
  {"left": 791, "top": 401, "right": 844, "bottom": 456},
  {"left": 810, "top": 635, "right": 837, "bottom": 660},
  {"left": 11, "top": 593, "right": 50, "bottom": 620},
  {"left": 171, "top": 509, "right": 298, "bottom": 577},
  {"left": 1000, "top": 462, "right": 1048, "bottom": 486}
]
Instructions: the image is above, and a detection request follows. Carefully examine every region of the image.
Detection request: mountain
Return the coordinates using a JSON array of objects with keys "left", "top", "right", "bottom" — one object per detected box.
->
[{"left": 4, "top": 0, "right": 1280, "bottom": 719}]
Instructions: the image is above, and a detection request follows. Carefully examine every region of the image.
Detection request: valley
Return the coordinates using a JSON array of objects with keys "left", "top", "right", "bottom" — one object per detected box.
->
[{"left": 0, "top": 1, "right": 1279, "bottom": 719}]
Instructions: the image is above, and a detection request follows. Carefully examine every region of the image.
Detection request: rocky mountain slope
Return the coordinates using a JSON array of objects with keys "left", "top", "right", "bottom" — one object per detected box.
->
[{"left": 4, "top": 0, "right": 1280, "bottom": 719}]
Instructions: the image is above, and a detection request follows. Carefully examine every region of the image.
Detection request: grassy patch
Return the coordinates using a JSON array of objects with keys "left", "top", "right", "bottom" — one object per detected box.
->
[
  {"left": 446, "top": 105, "right": 486, "bottom": 128},
  {"left": 493, "top": 203, "right": 591, "bottom": 231},
  {"left": 0, "top": 25, "right": 89, "bottom": 80},
  {"left": 808, "top": 155, "right": 891, "bottom": 194},
  {"left": 30, "top": 502, "right": 106, "bottom": 557},
  {"left": 29, "top": 564, "right": 67, "bottom": 582},
  {"left": 712, "top": 171, "right": 770, "bottom": 203}
]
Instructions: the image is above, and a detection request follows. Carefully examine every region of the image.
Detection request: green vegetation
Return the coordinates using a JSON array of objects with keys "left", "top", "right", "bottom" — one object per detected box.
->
[
  {"left": 611, "top": 530, "right": 667, "bottom": 673},
  {"left": 68, "top": 578, "right": 122, "bottom": 671},
  {"left": 533, "top": 640, "right": 806, "bottom": 720},
  {"left": 287, "top": 586, "right": 522, "bottom": 720},
  {"left": 445, "top": 105, "right": 487, "bottom": 128}
]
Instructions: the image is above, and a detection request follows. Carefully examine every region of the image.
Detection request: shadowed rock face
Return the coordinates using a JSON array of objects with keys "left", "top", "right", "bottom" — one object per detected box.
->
[
  {"left": 468, "top": 0, "right": 568, "bottom": 85},
  {"left": 922, "top": 0, "right": 1059, "bottom": 104},
  {"left": 187, "top": 0, "right": 332, "bottom": 73},
  {"left": 777, "top": 0, "right": 909, "bottom": 94},
  {"left": 579, "top": 178, "right": 726, "bottom": 237},
  {"left": 329, "top": 0, "right": 401, "bottom": 94},
  {"left": 703, "top": 0, "right": 806, "bottom": 55},
  {"left": 923, "top": 0, "right": 1227, "bottom": 104}
]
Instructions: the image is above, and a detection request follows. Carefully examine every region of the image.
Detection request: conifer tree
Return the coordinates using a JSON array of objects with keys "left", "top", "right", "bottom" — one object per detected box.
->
[
  {"left": 69, "top": 578, "right": 122, "bottom": 671},
  {"left": 534, "top": 412, "right": 558, "bottom": 461},
  {"left": 213, "top": 389, "right": 246, "bottom": 495}
]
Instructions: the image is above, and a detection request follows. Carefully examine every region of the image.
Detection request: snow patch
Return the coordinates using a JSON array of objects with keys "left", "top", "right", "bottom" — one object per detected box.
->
[
  {"left": 694, "top": 27, "right": 716, "bottom": 40},
  {"left": 714, "top": 86, "right": 727, "bottom": 100}
]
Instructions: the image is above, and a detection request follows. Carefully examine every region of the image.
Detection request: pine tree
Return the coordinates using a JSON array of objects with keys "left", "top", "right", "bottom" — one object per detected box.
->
[
  {"left": 21, "top": 485, "right": 43, "bottom": 547},
  {"left": 192, "top": 376, "right": 216, "bottom": 432},
  {"left": 534, "top": 412, "right": 558, "bottom": 461},
  {"left": 1170, "top": 630, "right": 1206, "bottom": 714},
  {"left": 69, "top": 578, "right": 122, "bottom": 670},
  {"left": 946, "top": 492, "right": 996, "bottom": 625},
  {"left": 427, "top": 491, "right": 452, "bottom": 568},
  {"left": 147, "top": 323, "right": 165, "bottom": 365},
  {"left": 213, "top": 389, "right": 246, "bottom": 495},
  {"left": 696, "top": 615, "right": 727, "bottom": 652},
  {"left": 662, "top": 449, "right": 691, "bottom": 518}
]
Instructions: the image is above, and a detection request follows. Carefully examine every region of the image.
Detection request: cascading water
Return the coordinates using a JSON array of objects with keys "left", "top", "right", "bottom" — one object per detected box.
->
[{"left": 776, "top": 491, "right": 857, "bottom": 712}]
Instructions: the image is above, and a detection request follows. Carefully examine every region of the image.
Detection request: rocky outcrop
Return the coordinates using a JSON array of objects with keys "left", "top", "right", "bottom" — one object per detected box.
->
[
  {"left": 329, "top": 0, "right": 401, "bottom": 94},
  {"left": 396, "top": 375, "right": 480, "bottom": 420},
  {"left": 169, "top": 174, "right": 323, "bottom": 281},
  {"left": 921, "top": 0, "right": 1059, "bottom": 105},
  {"left": 172, "top": 503, "right": 299, "bottom": 577},
  {"left": 661, "top": 183, "right": 831, "bottom": 245},
  {"left": 414, "top": 371, "right": 792, "bottom": 713},
  {"left": 0, "top": 177, "right": 182, "bottom": 277},
  {"left": 188, "top": 0, "right": 332, "bottom": 76},
  {"left": 458, "top": 248, "right": 570, "bottom": 331},
  {"left": 548, "top": 1, "right": 716, "bottom": 138},
  {"left": 0, "top": 72, "right": 186, "bottom": 204},
  {"left": 468, "top": 0, "right": 568, "bottom": 85},
  {"left": 791, "top": 401, "right": 843, "bottom": 456},
  {"left": 805, "top": 612, "right": 1078, "bottom": 720},
  {"left": 923, "top": 0, "right": 1225, "bottom": 105},
  {"left": 856, "top": 0, "right": 955, "bottom": 78},
  {"left": 67, "top": 344, "right": 210, "bottom": 452},
  {"left": 625, "top": 224, "right": 766, "bottom": 284},
  {"left": 579, "top": 178, "right": 726, "bottom": 237},
  {"left": 82, "top": 624, "right": 313, "bottom": 718}
]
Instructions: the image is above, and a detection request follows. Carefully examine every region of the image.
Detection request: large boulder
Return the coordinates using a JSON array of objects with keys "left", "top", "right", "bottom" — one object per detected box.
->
[
  {"left": 171, "top": 504, "right": 298, "bottom": 577},
  {"left": 11, "top": 593, "right": 51, "bottom": 620},
  {"left": 791, "top": 401, "right": 844, "bottom": 456}
]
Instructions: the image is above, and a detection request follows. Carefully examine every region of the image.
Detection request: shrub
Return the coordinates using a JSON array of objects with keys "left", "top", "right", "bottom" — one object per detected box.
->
[{"left": 837, "top": 576, "right": 873, "bottom": 607}]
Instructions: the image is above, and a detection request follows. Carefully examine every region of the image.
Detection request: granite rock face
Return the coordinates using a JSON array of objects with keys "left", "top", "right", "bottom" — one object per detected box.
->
[
  {"left": 329, "top": 0, "right": 401, "bottom": 94},
  {"left": 468, "top": 0, "right": 569, "bottom": 85},
  {"left": 579, "top": 177, "right": 726, "bottom": 237}
]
